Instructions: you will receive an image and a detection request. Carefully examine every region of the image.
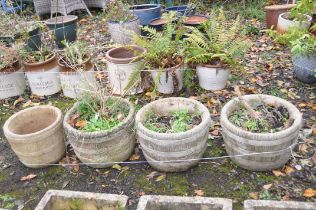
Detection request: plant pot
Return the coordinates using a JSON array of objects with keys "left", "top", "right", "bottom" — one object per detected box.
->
[
  {"left": 292, "top": 55, "right": 316, "bottom": 84},
  {"left": 135, "top": 97, "right": 211, "bottom": 172},
  {"left": 165, "top": 5, "right": 195, "bottom": 16},
  {"left": 3, "top": 105, "right": 65, "bottom": 168},
  {"left": 276, "top": 12, "right": 312, "bottom": 34},
  {"left": 220, "top": 94, "right": 303, "bottom": 171},
  {"left": 63, "top": 97, "right": 136, "bottom": 168},
  {"left": 58, "top": 57, "right": 97, "bottom": 99},
  {"left": 150, "top": 62, "right": 184, "bottom": 94},
  {"left": 0, "top": 61, "right": 26, "bottom": 99},
  {"left": 196, "top": 65, "right": 229, "bottom": 90},
  {"left": 149, "top": 17, "right": 168, "bottom": 31},
  {"left": 24, "top": 54, "right": 61, "bottom": 96},
  {"left": 15, "top": 22, "right": 42, "bottom": 51},
  {"left": 35, "top": 190, "right": 128, "bottom": 210},
  {"left": 106, "top": 45, "right": 146, "bottom": 95},
  {"left": 130, "top": 4, "right": 161, "bottom": 25},
  {"left": 184, "top": 15, "right": 209, "bottom": 26},
  {"left": 45, "top": 15, "right": 78, "bottom": 49},
  {"left": 107, "top": 16, "right": 141, "bottom": 45},
  {"left": 264, "top": 4, "right": 295, "bottom": 29}
]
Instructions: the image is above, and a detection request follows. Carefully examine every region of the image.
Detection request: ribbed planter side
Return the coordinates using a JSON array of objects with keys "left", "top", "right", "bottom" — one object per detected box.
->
[
  {"left": 292, "top": 55, "right": 316, "bottom": 84},
  {"left": 63, "top": 97, "right": 136, "bottom": 168},
  {"left": 196, "top": 65, "right": 229, "bottom": 90},
  {"left": 220, "top": 94, "right": 303, "bottom": 171},
  {"left": 3, "top": 106, "right": 65, "bottom": 168},
  {"left": 108, "top": 17, "right": 141, "bottom": 45},
  {"left": 135, "top": 97, "right": 211, "bottom": 172},
  {"left": 276, "top": 12, "right": 312, "bottom": 34}
]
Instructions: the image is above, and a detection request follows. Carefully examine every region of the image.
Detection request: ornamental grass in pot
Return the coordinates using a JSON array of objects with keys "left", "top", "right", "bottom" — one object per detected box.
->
[
  {"left": 0, "top": 44, "right": 26, "bottom": 99},
  {"left": 184, "top": 9, "right": 251, "bottom": 91},
  {"left": 58, "top": 41, "right": 97, "bottom": 98},
  {"left": 135, "top": 97, "right": 211, "bottom": 172},
  {"left": 63, "top": 94, "right": 136, "bottom": 168}
]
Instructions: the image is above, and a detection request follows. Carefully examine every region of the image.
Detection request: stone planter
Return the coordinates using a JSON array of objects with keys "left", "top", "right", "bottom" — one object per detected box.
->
[
  {"left": 244, "top": 200, "right": 316, "bottom": 210},
  {"left": 130, "top": 4, "right": 161, "bottom": 25},
  {"left": 58, "top": 57, "right": 97, "bottom": 99},
  {"left": 63, "top": 97, "right": 136, "bottom": 168},
  {"left": 196, "top": 65, "right": 229, "bottom": 90},
  {"left": 135, "top": 97, "right": 211, "bottom": 172},
  {"left": 277, "top": 12, "right": 312, "bottom": 34},
  {"left": 3, "top": 106, "right": 65, "bottom": 168},
  {"left": 45, "top": 15, "right": 78, "bottom": 49},
  {"left": 292, "top": 54, "right": 316, "bottom": 84},
  {"left": 220, "top": 94, "right": 303, "bottom": 171},
  {"left": 0, "top": 61, "right": 26, "bottom": 99},
  {"left": 106, "top": 45, "right": 146, "bottom": 95},
  {"left": 150, "top": 62, "right": 184, "bottom": 94},
  {"left": 137, "top": 195, "right": 232, "bottom": 210},
  {"left": 107, "top": 16, "right": 141, "bottom": 45},
  {"left": 264, "top": 4, "right": 295, "bottom": 29},
  {"left": 35, "top": 190, "right": 128, "bottom": 210},
  {"left": 24, "top": 54, "right": 61, "bottom": 96}
]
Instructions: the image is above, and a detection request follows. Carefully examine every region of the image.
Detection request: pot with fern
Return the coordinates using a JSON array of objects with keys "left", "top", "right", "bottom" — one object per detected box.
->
[
  {"left": 20, "top": 46, "right": 62, "bottom": 96},
  {"left": 184, "top": 9, "right": 251, "bottom": 91},
  {"left": 0, "top": 45, "right": 26, "bottom": 99},
  {"left": 58, "top": 41, "right": 97, "bottom": 99},
  {"left": 264, "top": 3, "right": 295, "bottom": 29},
  {"left": 104, "top": 0, "right": 141, "bottom": 45},
  {"left": 63, "top": 95, "right": 136, "bottom": 168}
]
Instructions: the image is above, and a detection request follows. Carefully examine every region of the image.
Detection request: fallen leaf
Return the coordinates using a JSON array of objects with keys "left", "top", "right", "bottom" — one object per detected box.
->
[
  {"left": 146, "top": 171, "right": 159, "bottom": 180},
  {"left": 298, "top": 103, "right": 307, "bottom": 108},
  {"left": 13, "top": 96, "right": 24, "bottom": 107},
  {"left": 22, "top": 100, "right": 33, "bottom": 108},
  {"left": 194, "top": 189, "right": 204, "bottom": 196},
  {"left": 112, "top": 164, "right": 122, "bottom": 171},
  {"left": 303, "top": 188, "right": 316, "bottom": 197},
  {"left": 20, "top": 174, "right": 37, "bottom": 181},
  {"left": 263, "top": 183, "right": 273, "bottom": 190},
  {"left": 272, "top": 169, "right": 285, "bottom": 177},
  {"left": 129, "top": 154, "right": 140, "bottom": 161},
  {"left": 62, "top": 180, "right": 70, "bottom": 189},
  {"left": 210, "top": 129, "right": 219, "bottom": 136},
  {"left": 299, "top": 144, "right": 308, "bottom": 154},
  {"left": 284, "top": 165, "right": 295, "bottom": 175},
  {"left": 145, "top": 92, "right": 152, "bottom": 97},
  {"left": 155, "top": 175, "right": 165, "bottom": 182},
  {"left": 312, "top": 152, "right": 316, "bottom": 165},
  {"left": 249, "top": 192, "right": 259, "bottom": 199},
  {"left": 72, "top": 162, "right": 80, "bottom": 172},
  {"left": 75, "top": 120, "right": 87, "bottom": 129},
  {"left": 207, "top": 100, "right": 212, "bottom": 108}
]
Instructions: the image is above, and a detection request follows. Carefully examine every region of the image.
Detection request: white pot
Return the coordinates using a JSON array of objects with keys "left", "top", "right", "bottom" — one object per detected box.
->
[
  {"left": 151, "top": 64, "right": 184, "bottom": 94},
  {"left": 277, "top": 12, "right": 312, "bottom": 34},
  {"left": 0, "top": 64, "right": 26, "bottom": 99},
  {"left": 196, "top": 65, "right": 229, "bottom": 90}
]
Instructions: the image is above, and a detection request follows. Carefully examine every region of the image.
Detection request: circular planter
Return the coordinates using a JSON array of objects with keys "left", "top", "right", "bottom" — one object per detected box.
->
[
  {"left": 58, "top": 57, "right": 97, "bottom": 99},
  {"left": 106, "top": 45, "right": 146, "bottom": 95},
  {"left": 130, "top": 4, "right": 161, "bottom": 25},
  {"left": 276, "top": 12, "right": 312, "bottom": 34},
  {"left": 149, "top": 17, "right": 168, "bottom": 31},
  {"left": 220, "top": 94, "right": 303, "bottom": 171},
  {"left": 24, "top": 54, "right": 61, "bottom": 96},
  {"left": 3, "top": 105, "right": 65, "bottom": 168},
  {"left": 45, "top": 15, "right": 78, "bottom": 49},
  {"left": 0, "top": 61, "right": 26, "bottom": 99},
  {"left": 165, "top": 5, "right": 195, "bottom": 16},
  {"left": 292, "top": 55, "right": 316, "bottom": 84},
  {"left": 15, "top": 21, "right": 42, "bottom": 51},
  {"left": 196, "top": 65, "right": 229, "bottom": 90},
  {"left": 264, "top": 4, "right": 295, "bottom": 29},
  {"left": 135, "top": 97, "right": 211, "bottom": 172},
  {"left": 184, "top": 15, "right": 209, "bottom": 26},
  {"left": 63, "top": 97, "right": 136, "bottom": 168},
  {"left": 107, "top": 16, "right": 141, "bottom": 45}
]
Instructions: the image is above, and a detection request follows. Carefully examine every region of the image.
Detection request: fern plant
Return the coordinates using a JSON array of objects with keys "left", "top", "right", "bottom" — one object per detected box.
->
[{"left": 184, "top": 9, "right": 250, "bottom": 69}]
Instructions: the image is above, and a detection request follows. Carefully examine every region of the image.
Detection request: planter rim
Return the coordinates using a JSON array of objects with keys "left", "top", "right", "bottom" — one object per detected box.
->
[
  {"left": 130, "top": 4, "right": 161, "bottom": 11},
  {"left": 23, "top": 53, "right": 56, "bottom": 71},
  {"left": 150, "top": 17, "right": 168, "bottom": 26},
  {"left": 45, "top": 15, "right": 78, "bottom": 25},
  {"left": 184, "top": 15, "right": 209, "bottom": 25},
  {"left": 135, "top": 97, "right": 211, "bottom": 139},
  {"left": 0, "top": 60, "right": 20, "bottom": 74},
  {"left": 264, "top": 4, "right": 296, "bottom": 11},
  {"left": 220, "top": 94, "right": 303, "bottom": 138},
  {"left": 280, "top": 12, "right": 312, "bottom": 23},
  {"left": 107, "top": 15, "right": 139, "bottom": 24},
  {"left": 106, "top": 45, "right": 146, "bottom": 64},
  {"left": 58, "top": 56, "right": 92, "bottom": 72},
  {"left": 3, "top": 105, "right": 62, "bottom": 140}
]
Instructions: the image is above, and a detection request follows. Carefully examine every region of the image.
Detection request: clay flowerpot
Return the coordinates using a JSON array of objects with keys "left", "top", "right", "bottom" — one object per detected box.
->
[
  {"left": 149, "top": 17, "right": 168, "bottom": 31},
  {"left": 130, "top": 4, "right": 161, "bottom": 25},
  {"left": 24, "top": 54, "right": 61, "bottom": 96},
  {"left": 277, "top": 12, "right": 312, "bottom": 34},
  {"left": 58, "top": 57, "right": 97, "bottom": 99},
  {"left": 196, "top": 64, "right": 229, "bottom": 90},
  {"left": 0, "top": 60, "right": 26, "bottom": 99},
  {"left": 264, "top": 4, "right": 295, "bottom": 29},
  {"left": 106, "top": 45, "right": 146, "bottom": 95},
  {"left": 292, "top": 55, "right": 316, "bottom": 84},
  {"left": 184, "top": 15, "right": 209, "bottom": 27}
]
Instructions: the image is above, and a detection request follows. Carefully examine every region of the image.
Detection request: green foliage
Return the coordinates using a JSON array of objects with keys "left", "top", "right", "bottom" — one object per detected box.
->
[
  {"left": 0, "top": 44, "right": 18, "bottom": 70},
  {"left": 18, "top": 45, "right": 53, "bottom": 63},
  {"left": 267, "top": 26, "right": 309, "bottom": 46},
  {"left": 62, "top": 41, "right": 90, "bottom": 66},
  {"left": 289, "top": 0, "right": 315, "bottom": 21},
  {"left": 290, "top": 34, "right": 316, "bottom": 57},
  {"left": 104, "top": 0, "right": 134, "bottom": 22},
  {"left": 0, "top": 194, "right": 17, "bottom": 209},
  {"left": 242, "top": 23, "right": 260, "bottom": 35}
]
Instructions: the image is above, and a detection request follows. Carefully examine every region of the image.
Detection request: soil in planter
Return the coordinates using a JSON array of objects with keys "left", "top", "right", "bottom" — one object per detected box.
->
[
  {"left": 229, "top": 103, "right": 293, "bottom": 133},
  {"left": 67, "top": 96, "right": 129, "bottom": 132},
  {"left": 144, "top": 109, "right": 202, "bottom": 133}
]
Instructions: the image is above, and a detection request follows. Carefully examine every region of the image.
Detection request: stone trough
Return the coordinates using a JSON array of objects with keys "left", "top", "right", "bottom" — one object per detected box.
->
[{"left": 244, "top": 200, "right": 316, "bottom": 210}]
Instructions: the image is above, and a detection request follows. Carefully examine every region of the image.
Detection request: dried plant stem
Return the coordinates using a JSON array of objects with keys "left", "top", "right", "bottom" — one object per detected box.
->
[{"left": 234, "top": 86, "right": 261, "bottom": 119}]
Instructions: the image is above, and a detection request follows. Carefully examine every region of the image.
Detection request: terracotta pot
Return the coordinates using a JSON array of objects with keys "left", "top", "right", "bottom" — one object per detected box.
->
[
  {"left": 184, "top": 15, "right": 209, "bottom": 26},
  {"left": 24, "top": 54, "right": 61, "bottom": 96},
  {"left": 277, "top": 12, "right": 312, "bottom": 34},
  {"left": 264, "top": 4, "right": 295, "bottom": 29}
]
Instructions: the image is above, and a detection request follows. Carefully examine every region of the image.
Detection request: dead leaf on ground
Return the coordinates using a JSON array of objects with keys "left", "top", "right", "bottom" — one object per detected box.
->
[
  {"left": 75, "top": 120, "right": 87, "bottom": 129},
  {"left": 312, "top": 152, "right": 316, "bottom": 165},
  {"left": 13, "top": 96, "right": 24, "bottom": 107},
  {"left": 155, "top": 174, "right": 165, "bottom": 182},
  {"left": 298, "top": 144, "right": 308, "bottom": 154},
  {"left": 20, "top": 174, "right": 37, "bottom": 181},
  {"left": 194, "top": 189, "right": 204, "bottom": 196},
  {"left": 112, "top": 164, "right": 122, "bottom": 171},
  {"left": 284, "top": 165, "right": 295, "bottom": 175},
  {"left": 129, "top": 154, "right": 140, "bottom": 161},
  {"left": 263, "top": 183, "right": 273, "bottom": 190},
  {"left": 249, "top": 192, "right": 259, "bottom": 199},
  {"left": 303, "top": 188, "right": 316, "bottom": 198},
  {"left": 272, "top": 169, "right": 285, "bottom": 177},
  {"left": 62, "top": 180, "right": 70, "bottom": 189}
]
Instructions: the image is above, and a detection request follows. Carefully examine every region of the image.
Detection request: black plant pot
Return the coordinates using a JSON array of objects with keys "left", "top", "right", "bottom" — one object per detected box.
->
[
  {"left": 45, "top": 15, "right": 78, "bottom": 49},
  {"left": 292, "top": 55, "right": 316, "bottom": 84},
  {"left": 0, "top": 36, "right": 15, "bottom": 47}
]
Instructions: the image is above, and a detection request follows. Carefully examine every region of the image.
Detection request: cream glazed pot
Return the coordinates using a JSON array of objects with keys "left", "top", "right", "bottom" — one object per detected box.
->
[{"left": 196, "top": 64, "right": 229, "bottom": 90}]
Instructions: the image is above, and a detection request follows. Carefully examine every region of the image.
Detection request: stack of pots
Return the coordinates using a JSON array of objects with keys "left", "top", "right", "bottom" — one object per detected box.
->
[{"left": 130, "top": 4, "right": 162, "bottom": 26}]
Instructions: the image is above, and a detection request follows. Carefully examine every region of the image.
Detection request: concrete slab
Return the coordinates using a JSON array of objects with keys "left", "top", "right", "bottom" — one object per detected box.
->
[{"left": 244, "top": 200, "right": 316, "bottom": 210}]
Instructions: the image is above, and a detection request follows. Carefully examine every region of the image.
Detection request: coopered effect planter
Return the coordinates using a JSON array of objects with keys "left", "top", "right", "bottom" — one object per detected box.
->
[
  {"left": 221, "top": 94, "right": 303, "bottom": 171},
  {"left": 135, "top": 97, "right": 211, "bottom": 172},
  {"left": 196, "top": 65, "right": 229, "bottom": 90}
]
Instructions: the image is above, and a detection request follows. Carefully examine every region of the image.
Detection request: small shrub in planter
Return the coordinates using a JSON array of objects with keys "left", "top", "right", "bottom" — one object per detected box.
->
[
  {"left": 57, "top": 41, "right": 97, "bottom": 98},
  {"left": 104, "top": 0, "right": 140, "bottom": 45},
  {"left": 64, "top": 94, "right": 136, "bottom": 168},
  {"left": 0, "top": 44, "right": 26, "bottom": 99},
  {"left": 135, "top": 97, "right": 211, "bottom": 172},
  {"left": 184, "top": 9, "right": 251, "bottom": 91}
]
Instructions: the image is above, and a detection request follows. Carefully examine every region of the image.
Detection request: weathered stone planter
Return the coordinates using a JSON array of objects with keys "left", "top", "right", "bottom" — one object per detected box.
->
[
  {"left": 221, "top": 94, "right": 303, "bottom": 171},
  {"left": 196, "top": 65, "right": 229, "bottom": 90},
  {"left": 3, "top": 106, "right": 65, "bottom": 168},
  {"left": 137, "top": 195, "right": 232, "bottom": 210},
  {"left": 292, "top": 54, "right": 316, "bottom": 84},
  {"left": 277, "top": 12, "right": 312, "bottom": 34},
  {"left": 244, "top": 200, "right": 316, "bottom": 210},
  {"left": 63, "top": 97, "right": 136, "bottom": 168},
  {"left": 136, "top": 97, "right": 211, "bottom": 172},
  {"left": 35, "top": 190, "right": 129, "bottom": 210}
]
